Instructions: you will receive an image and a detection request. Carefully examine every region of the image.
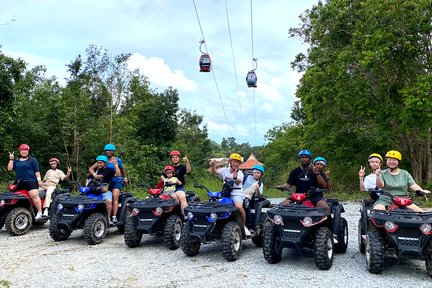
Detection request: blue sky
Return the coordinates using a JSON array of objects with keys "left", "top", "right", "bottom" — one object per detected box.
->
[{"left": 0, "top": 0, "right": 318, "bottom": 146}]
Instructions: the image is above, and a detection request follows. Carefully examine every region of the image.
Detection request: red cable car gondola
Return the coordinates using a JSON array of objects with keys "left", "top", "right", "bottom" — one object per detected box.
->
[
  {"left": 199, "top": 40, "right": 211, "bottom": 72},
  {"left": 246, "top": 58, "right": 258, "bottom": 88}
]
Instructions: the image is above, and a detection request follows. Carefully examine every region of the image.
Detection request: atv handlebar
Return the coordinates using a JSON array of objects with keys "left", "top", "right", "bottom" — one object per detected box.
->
[{"left": 193, "top": 184, "right": 210, "bottom": 192}]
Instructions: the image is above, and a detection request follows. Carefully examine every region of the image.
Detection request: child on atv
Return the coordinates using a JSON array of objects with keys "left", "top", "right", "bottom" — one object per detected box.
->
[
  {"left": 88, "top": 155, "right": 121, "bottom": 224},
  {"left": 162, "top": 165, "right": 181, "bottom": 197},
  {"left": 39, "top": 157, "right": 71, "bottom": 216},
  {"left": 243, "top": 164, "right": 264, "bottom": 232}
]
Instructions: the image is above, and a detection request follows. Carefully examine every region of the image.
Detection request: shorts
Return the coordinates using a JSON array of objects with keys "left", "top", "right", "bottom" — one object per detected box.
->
[
  {"left": 16, "top": 181, "right": 39, "bottom": 191},
  {"left": 101, "top": 191, "right": 113, "bottom": 201},
  {"left": 163, "top": 189, "right": 176, "bottom": 197},
  {"left": 373, "top": 194, "right": 393, "bottom": 208},
  {"left": 230, "top": 195, "right": 244, "bottom": 204},
  {"left": 109, "top": 181, "right": 123, "bottom": 191},
  {"left": 175, "top": 187, "right": 186, "bottom": 193},
  {"left": 310, "top": 195, "right": 326, "bottom": 206}
]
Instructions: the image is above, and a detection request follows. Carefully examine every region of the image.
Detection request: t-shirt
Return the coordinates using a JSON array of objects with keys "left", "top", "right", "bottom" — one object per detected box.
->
[
  {"left": 381, "top": 168, "right": 415, "bottom": 197},
  {"left": 164, "top": 177, "right": 178, "bottom": 193},
  {"left": 13, "top": 157, "right": 40, "bottom": 182},
  {"left": 286, "top": 166, "right": 327, "bottom": 194},
  {"left": 243, "top": 175, "right": 263, "bottom": 199},
  {"left": 95, "top": 168, "right": 116, "bottom": 184},
  {"left": 217, "top": 167, "right": 244, "bottom": 197},
  {"left": 363, "top": 174, "right": 377, "bottom": 191},
  {"left": 106, "top": 157, "right": 123, "bottom": 183},
  {"left": 42, "top": 169, "right": 67, "bottom": 187}
]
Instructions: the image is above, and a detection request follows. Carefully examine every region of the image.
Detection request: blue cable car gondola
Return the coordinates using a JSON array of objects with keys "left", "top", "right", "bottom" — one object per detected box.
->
[
  {"left": 246, "top": 58, "right": 258, "bottom": 88},
  {"left": 199, "top": 40, "right": 211, "bottom": 72}
]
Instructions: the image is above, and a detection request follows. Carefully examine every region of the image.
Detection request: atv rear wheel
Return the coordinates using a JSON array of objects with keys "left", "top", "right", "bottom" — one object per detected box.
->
[
  {"left": 221, "top": 221, "right": 242, "bottom": 261},
  {"left": 49, "top": 215, "right": 72, "bottom": 241},
  {"left": 314, "top": 227, "right": 334, "bottom": 270},
  {"left": 358, "top": 219, "right": 366, "bottom": 254},
  {"left": 366, "top": 231, "right": 384, "bottom": 274},
  {"left": 124, "top": 216, "right": 142, "bottom": 248},
  {"left": 334, "top": 217, "right": 348, "bottom": 253},
  {"left": 83, "top": 213, "right": 107, "bottom": 245},
  {"left": 5, "top": 207, "right": 32, "bottom": 236},
  {"left": 263, "top": 221, "right": 282, "bottom": 263},
  {"left": 164, "top": 215, "right": 182, "bottom": 250},
  {"left": 180, "top": 222, "right": 201, "bottom": 256}
]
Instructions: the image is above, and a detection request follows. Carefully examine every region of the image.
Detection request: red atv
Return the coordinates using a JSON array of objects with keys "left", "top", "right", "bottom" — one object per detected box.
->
[{"left": 0, "top": 182, "right": 69, "bottom": 236}]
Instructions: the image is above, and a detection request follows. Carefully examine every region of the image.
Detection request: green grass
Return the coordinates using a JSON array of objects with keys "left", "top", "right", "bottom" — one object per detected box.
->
[{"left": 0, "top": 280, "right": 12, "bottom": 288}]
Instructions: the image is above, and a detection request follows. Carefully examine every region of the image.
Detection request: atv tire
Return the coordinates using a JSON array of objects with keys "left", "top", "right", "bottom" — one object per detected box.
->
[
  {"left": 358, "top": 219, "right": 366, "bottom": 254},
  {"left": 180, "top": 223, "right": 201, "bottom": 256},
  {"left": 164, "top": 215, "right": 182, "bottom": 250},
  {"left": 221, "top": 221, "right": 242, "bottom": 261},
  {"left": 5, "top": 207, "right": 32, "bottom": 236},
  {"left": 314, "top": 227, "right": 334, "bottom": 270},
  {"left": 49, "top": 215, "right": 72, "bottom": 241},
  {"left": 83, "top": 213, "right": 107, "bottom": 245},
  {"left": 426, "top": 255, "right": 432, "bottom": 278},
  {"left": 124, "top": 216, "right": 142, "bottom": 248},
  {"left": 334, "top": 217, "right": 348, "bottom": 253},
  {"left": 263, "top": 222, "right": 282, "bottom": 264},
  {"left": 366, "top": 231, "right": 384, "bottom": 274},
  {"left": 251, "top": 213, "right": 268, "bottom": 247},
  {"left": 0, "top": 218, "right": 5, "bottom": 230}
]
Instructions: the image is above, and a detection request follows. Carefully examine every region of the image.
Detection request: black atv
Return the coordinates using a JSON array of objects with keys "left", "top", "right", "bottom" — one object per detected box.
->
[
  {"left": 123, "top": 184, "right": 199, "bottom": 250},
  {"left": 263, "top": 188, "right": 348, "bottom": 270},
  {"left": 0, "top": 182, "right": 69, "bottom": 236},
  {"left": 358, "top": 189, "right": 382, "bottom": 253},
  {"left": 365, "top": 190, "right": 432, "bottom": 276},
  {"left": 180, "top": 184, "right": 270, "bottom": 261},
  {"left": 49, "top": 180, "right": 135, "bottom": 245}
]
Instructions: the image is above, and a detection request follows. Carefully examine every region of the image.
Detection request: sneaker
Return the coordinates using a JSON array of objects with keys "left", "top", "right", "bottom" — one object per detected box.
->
[
  {"left": 244, "top": 227, "right": 251, "bottom": 237},
  {"left": 43, "top": 209, "right": 49, "bottom": 217},
  {"left": 35, "top": 212, "right": 43, "bottom": 220},
  {"left": 333, "top": 235, "right": 339, "bottom": 244},
  {"left": 111, "top": 216, "right": 118, "bottom": 224},
  {"left": 109, "top": 219, "right": 114, "bottom": 226}
]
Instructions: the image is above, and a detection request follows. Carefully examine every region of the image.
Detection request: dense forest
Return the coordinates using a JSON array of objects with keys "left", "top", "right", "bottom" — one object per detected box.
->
[{"left": 1, "top": 0, "right": 432, "bottom": 193}]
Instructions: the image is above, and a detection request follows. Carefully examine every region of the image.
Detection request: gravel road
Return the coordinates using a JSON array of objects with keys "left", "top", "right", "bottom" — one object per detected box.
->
[{"left": 0, "top": 201, "right": 431, "bottom": 288}]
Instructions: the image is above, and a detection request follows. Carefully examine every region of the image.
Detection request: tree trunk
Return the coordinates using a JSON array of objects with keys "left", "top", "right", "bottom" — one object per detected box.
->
[{"left": 427, "top": 126, "right": 432, "bottom": 183}]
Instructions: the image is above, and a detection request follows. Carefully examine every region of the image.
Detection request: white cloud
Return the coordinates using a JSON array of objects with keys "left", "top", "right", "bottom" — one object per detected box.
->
[{"left": 127, "top": 52, "right": 198, "bottom": 92}]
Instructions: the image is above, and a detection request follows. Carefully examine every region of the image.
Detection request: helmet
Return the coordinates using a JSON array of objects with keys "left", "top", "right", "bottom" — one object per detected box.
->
[
  {"left": 169, "top": 150, "right": 181, "bottom": 157},
  {"left": 104, "top": 144, "right": 116, "bottom": 151},
  {"left": 313, "top": 157, "right": 327, "bottom": 166},
  {"left": 96, "top": 155, "right": 108, "bottom": 162},
  {"left": 164, "top": 165, "right": 175, "bottom": 173},
  {"left": 49, "top": 157, "right": 60, "bottom": 164},
  {"left": 368, "top": 153, "right": 383, "bottom": 163},
  {"left": 18, "top": 144, "right": 30, "bottom": 151},
  {"left": 252, "top": 164, "right": 265, "bottom": 174},
  {"left": 385, "top": 150, "right": 402, "bottom": 161},
  {"left": 229, "top": 153, "right": 242, "bottom": 162},
  {"left": 298, "top": 149, "right": 312, "bottom": 158}
]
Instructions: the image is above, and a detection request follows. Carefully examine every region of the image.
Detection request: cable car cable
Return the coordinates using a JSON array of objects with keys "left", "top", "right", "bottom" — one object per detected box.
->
[{"left": 250, "top": 0, "right": 257, "bottom": 145}]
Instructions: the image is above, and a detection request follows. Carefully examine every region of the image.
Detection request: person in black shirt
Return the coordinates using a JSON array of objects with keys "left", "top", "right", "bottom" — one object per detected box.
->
[{"left": 277, "top": 149, "right": 330, "bottom": 213}]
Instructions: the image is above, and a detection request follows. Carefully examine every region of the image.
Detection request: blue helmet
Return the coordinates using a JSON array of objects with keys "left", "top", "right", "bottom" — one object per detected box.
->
[
  {"left": 313, "top": 157, "right": 327, "bottom": 166},
  {"left": 298, "top": 149, "right": 312, "bottom": 158},
  {"left": 104, "top": 143, "right": 116, "bottom": 151},
  {"left": 96, "top": 155, "right": 108, "bottom": 162},
  {"left": 252, "top": 164, "right": 265, "bottom": 174}
]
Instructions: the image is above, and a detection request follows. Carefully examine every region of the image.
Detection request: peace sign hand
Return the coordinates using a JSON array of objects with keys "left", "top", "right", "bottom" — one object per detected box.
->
[
  {"left": 8, "top": 151, "right": 14, "bottom": 160},
  {"left": 359, "top": 166, "right": 366, "bottom": 178}
]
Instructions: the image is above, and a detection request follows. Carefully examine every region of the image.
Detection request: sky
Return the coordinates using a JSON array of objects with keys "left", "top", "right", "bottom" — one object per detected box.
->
[{"left": 0, "top": 0, "right": 318, "bottom": 146}]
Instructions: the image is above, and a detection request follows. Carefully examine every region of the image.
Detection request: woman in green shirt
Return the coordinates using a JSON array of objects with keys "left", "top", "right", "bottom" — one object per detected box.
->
[{"left": 374, "top": 150, "right": 430, "bottom": 212}]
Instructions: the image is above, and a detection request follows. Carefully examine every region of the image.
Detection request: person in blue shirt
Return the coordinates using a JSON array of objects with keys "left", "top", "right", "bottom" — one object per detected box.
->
[
  {"left": 7, "top": 144, "right": 44, "bottom": 220},
  {"left": 89, "top": 144, "right": 127, "bottom": 224}
]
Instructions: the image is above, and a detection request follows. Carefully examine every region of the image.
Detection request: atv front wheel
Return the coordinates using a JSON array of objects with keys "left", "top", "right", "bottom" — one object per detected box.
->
[
  {"left": 221, "top": 221, "right": 242, "bottom": 261},
  {"left": 334, "top": 217, "right": 348, "bottom": 253},
  {"left": 83, "top": 213, "right": 107, "bottom": 245},
  {"left": 164, "top": 215, "right": 182, "bottom": 250},
  {"left": 49, "top": 215, "right": 72, "bottom": 241},
  {"left": 124, "top": 216, "right": 142, "bottom": 248},
  {"left": 180, "top": 222, "right": 201, "bottom": 256},
  {"left": 314, "top": 227, "right": 334, "bottom": 270},
  {"left": 263, "top": 222, "right": 282, "bottom": 264},
  {"left": 366, "top": 231, "right": 384, "bottom": 274},
  {"left": 5, "top": 207, "right": 32, "bottom": 236},
  {"left": 358, "top": 219, "right": 366, "bottom": 254}
]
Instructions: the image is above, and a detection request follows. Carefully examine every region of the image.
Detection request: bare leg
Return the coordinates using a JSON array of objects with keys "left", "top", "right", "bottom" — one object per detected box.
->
[
  {"left": 234, "top": 201, "right": 246, "bottom": 226},
  {"left": 112, "top": 188, "right": 120, "bottom": 216},
  {"left": 316, "top": 200, "right": 331, "bottom": 214},
  {"left": 175, "top": 190, "right": 187, "bottom": 215},
  {"left": 105, "top": 200, "right": 112, "bottom": 218},
  {"left": 28, "top": 189, "right": 42, "bottom": 213}
]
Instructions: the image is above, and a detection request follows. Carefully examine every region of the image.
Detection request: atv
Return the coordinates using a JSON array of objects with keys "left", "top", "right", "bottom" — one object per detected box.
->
[
  {"left": 263, "top": 188, "right": 348, "bottom": 270},
  {"left": 0, "top": 182, "right": 69, "bottom": 236},
  {"left": 180, "top": 184, "right": 270, "bottom": 261},
  {"left": 49, "top": 180, "right": 135, "bottom": 245},
  {"left": 365, "top": 190, "right": 432, "bottom": 276},
  {"left": 123, "top": 183, "right": 199, "bottom": 250}
]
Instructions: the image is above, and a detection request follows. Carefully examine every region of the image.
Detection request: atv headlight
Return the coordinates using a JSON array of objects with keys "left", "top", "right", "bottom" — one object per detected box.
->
[
  {"left": 76, "top": 204, "right": 84, "bottom": 212},
  {"left": 56, "top": 203, "right": 63, "bottom": 211},
  {"left": 187, "top": 211, "right": 194, "bottom": 221},
  {"left": 131, "top": 208, "right": 140, "bottom": 216},
  {"left": 420, "top": 223, "right": 432, "bottom": 235},
  {"left": 384, "top": 221, "right": 398, "bottom": 232},
  {"left": 0, "top": 200, "right": 5, "bottom": 207},
  {"left": 302, "top": 216, "right": 313, "bottom": 226},
  {"left": 273, "top": 214, "right": 283, "bottom": 225},
  {"left": 153, "top": 207, "right": 163, "bottom": 216},
  {"left": 206, "top": 212, "right": 218, "bottom": 223}
]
